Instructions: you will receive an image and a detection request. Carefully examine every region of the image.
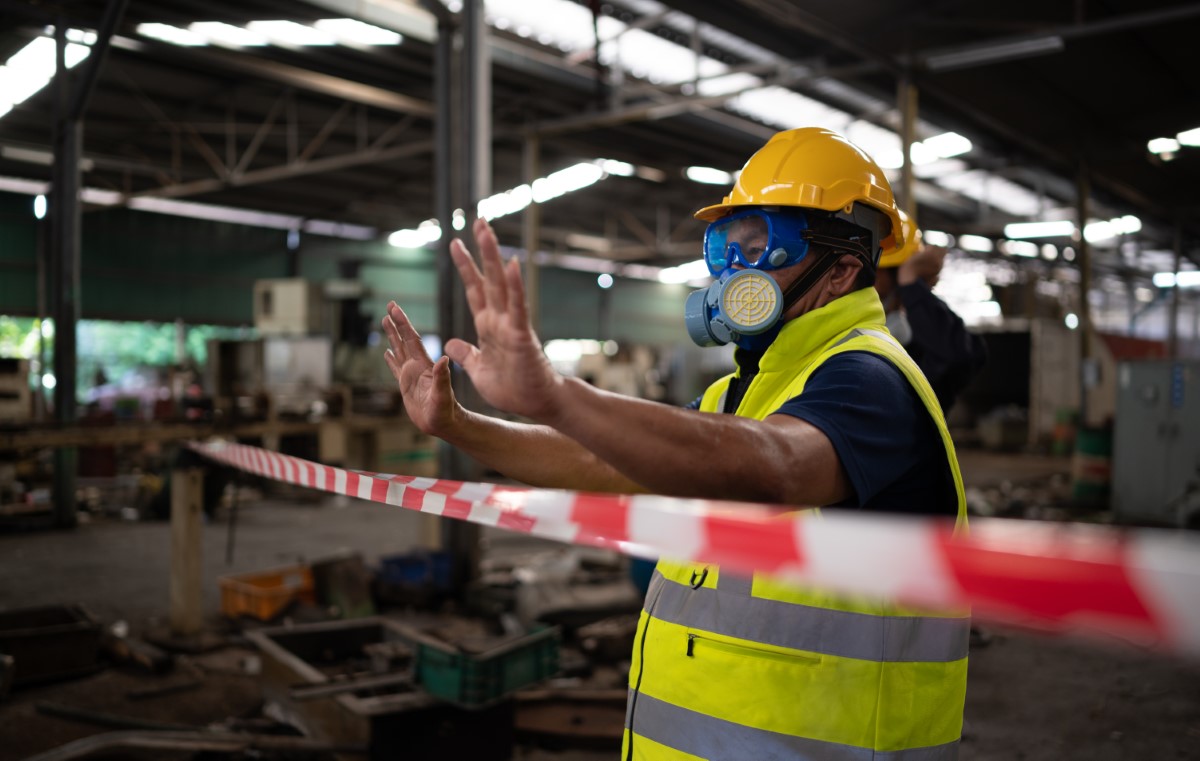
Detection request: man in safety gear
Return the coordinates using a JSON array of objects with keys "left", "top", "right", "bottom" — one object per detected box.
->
[
  {"left": 875, "top": 210, "right": 989, "bottom": 412},
  {"left": 382, "top": 126, "right": 969, "bottom": 760}
]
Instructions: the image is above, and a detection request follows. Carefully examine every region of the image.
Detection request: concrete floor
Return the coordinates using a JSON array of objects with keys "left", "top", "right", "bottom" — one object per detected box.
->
[{"left": 1, "top": 454, "right": 1199, "bottom": 760}]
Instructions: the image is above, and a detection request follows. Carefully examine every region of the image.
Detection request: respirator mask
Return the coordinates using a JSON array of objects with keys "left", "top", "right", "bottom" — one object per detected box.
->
[{"left": 684, "top": 208, "right": 874, "bottom": 350}]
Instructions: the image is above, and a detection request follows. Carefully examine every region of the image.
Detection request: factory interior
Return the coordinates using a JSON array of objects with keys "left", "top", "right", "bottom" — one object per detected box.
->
[{"left": 1, "top": 0, "right": 1199, "bottom": 759}]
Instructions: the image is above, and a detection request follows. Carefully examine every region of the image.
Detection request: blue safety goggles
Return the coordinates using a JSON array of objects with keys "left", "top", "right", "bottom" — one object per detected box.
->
[
  {"left": 703, "top": 208, "right": 875, "bottom": 277},
  {"left": 702, "top": 209, "right": 813, "bottom": 276}
]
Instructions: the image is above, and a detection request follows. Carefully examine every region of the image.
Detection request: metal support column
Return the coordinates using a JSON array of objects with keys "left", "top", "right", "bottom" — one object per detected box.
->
[
  {"left": 1168, "top": 224, "right": 1183, "bottom": 359},
  {"left": 1076, "top": 166, "right": 1093, "bottom": 424},
  {"left": 48, "top": 0, "right": 129, "bottom": 528},
  {"left": 897, "top": 76, "right": 918, "bottom": 216},
  {"left": 522, "top": 134, "right": 541, "bottom": 331}
]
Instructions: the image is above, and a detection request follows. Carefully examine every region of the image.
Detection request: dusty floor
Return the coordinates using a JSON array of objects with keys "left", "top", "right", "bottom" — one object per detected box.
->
[{"left": 1, "top": 451, "right": 1198, "bottom": 760}]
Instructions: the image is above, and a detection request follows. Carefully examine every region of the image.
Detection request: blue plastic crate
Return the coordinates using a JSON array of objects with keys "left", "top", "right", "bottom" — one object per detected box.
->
[{"left": 377, "top": 551, "right": 453, "bottom": 591}]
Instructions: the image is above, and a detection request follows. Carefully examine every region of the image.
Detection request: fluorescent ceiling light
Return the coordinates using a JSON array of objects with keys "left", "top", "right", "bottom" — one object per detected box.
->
[
  {"left": 1083, "top": 215, "right": 1141, "bottom": 243},
  {"left": 657, "top": 259, "right": 711, "bottom": 284},
  {"left": 247, "top": 20, "right": 337, "bottom": 46},
  {"left": 0, "top": 32, "right": 91, "bottom": 120},
  {"left": 599, "top": 159, "right": 635, "bottom": 177},
  {"left": 1177, "top": 127, "right": 1200, "bottom": 147},
  {"left": 923, "top": 230, "right": 951, "bottom": 247},
  {"left": 685, "top": 166, "right": 734, "bottom": 185},
  {"left": 313, "top": 18, "right": 402, "bottom": 46},
  {"left": 137, "top": 23, "right": 208, "bottom": 46},
  {"left": 925, "top": 35, "right": 1064, "bottom": 72},
  {"left": 1004, "top": 220, "right": 1075, "bottom": 239},
  {"left": 189, "top": 22, "right": 268, "bottom": 47},
  {"left": 392, "top": 160, "right": 613, "bottom": 247},
  {"left": 1005, "top": 240, "right": 1039, "bottom": 257},
  {"left": 1153, "top": 271, "right": 1200, "bottom": 288},
  {"left": 81, "top": 188, "right": 121, "bottom": 205},
  {"left": 958, "top": 235, "right": 994, "bottom": 253},
  {"left": 1148, "top": 137, "right": 1181, "bottom": 155},
  {"left": 922, "top": 132, "right": 972, "bottom": 159}
]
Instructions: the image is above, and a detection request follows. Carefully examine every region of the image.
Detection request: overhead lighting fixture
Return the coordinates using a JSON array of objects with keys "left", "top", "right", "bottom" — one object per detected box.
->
[
  {"left": 597, "top": 273, "right": 614, "bottom": 289},
  {"left": 598, "top": 159, "right": 635, "bottom": 177},
  {"left": 1005, "top": 240, "right": 1039, "bottom": 257},
  {"left": 923, "top": 230, "right": 951, "bottom": 247},
  {"left": 921, "top": 132, "right": 972, "bottom": 159},
  {"left": 136, "top": 23, "right": 208, "bottom": 46},
  {"left": 189, "top": 22, "right": 268, "bottom": 47},
  {"left": 685, "top": 166, "right": 734, "bottom": 185},
  {"left": 1154, "top": 271, "right": 1200, "bottom": 288},
  {"left": 1004, "top": 220, "right": 1076, "bottom": 239},
  {"left": 1148, "top": 137, "right": 1181, "bottom": 160},
  {"left": 247, "top": 20, "right": 337, "bottom": 46},
  {"left": 958, "top": 235, "right": 994, "bottom": 253},
  {"left": 1083, "top": 215, "right": 1141, "bottom": 243},
  {"left": 1177, "top": 127, "right": 1200, "bottom": 147},
  {"left": 1064, "top": 313, "right": 1079, "bottom": 330},
  {"left": 33, "top": 194, "right": 46, "bottom": 219},
  {"left": 657, "top": 259, "right": 712, "bottom": 284},
  {"left": 0, "top": 31, "right": 92, "bottom": 121},
  {"left": 925, "top": 35, "right": 1064, "bottom": 72},
  {"left": 313, "top": 19, "right": 402, "bottom": 46}
]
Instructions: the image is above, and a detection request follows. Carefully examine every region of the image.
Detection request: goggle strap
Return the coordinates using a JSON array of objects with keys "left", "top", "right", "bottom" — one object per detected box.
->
[{"left": 800, "top": 230, "right": 872, "bottom": 261}]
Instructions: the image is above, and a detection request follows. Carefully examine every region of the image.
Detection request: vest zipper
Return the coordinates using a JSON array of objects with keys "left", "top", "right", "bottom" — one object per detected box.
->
[
  {"left": 625, "top": 574, "right": 667, "bottom": 761},
  {"left": 685, "top": 632, "right": 822, "bottom": 665}
]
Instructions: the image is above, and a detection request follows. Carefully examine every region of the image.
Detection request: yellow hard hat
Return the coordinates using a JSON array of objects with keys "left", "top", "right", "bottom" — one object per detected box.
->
[
  {"left": 878, "top": 209, "right": 922, "bottom": 268},
  {"left": 694, "top": 127, "right": 904, "bottom": 254}
]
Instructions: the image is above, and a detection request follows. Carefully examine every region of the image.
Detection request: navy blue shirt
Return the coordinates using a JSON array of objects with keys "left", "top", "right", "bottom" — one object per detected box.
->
[{"left": 689, "top": 351, "right": 955, "bottom": 516}]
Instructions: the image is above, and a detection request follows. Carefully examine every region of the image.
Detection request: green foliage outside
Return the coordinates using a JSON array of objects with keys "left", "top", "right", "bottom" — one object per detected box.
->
[{"left": 0, "top": 315, "right": 253, "bottom": 400}]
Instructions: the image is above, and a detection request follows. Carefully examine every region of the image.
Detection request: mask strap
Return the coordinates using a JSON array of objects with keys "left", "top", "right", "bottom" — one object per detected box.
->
[{"left": 779, "top": 239, "right": 874, "bottom": 310}]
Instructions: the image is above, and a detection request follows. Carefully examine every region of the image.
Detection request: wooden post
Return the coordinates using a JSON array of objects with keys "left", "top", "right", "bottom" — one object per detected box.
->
[{"left": 170, "top": 468, "right": 204, "bottom": 635}]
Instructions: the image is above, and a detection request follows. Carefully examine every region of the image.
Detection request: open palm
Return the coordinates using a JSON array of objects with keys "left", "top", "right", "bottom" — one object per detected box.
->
[
  {"left": 381, "top": 302, "right": 458, "bottom": 436},
  {"left": 445, "top": 218, "right": 563, "bottom": 422}
]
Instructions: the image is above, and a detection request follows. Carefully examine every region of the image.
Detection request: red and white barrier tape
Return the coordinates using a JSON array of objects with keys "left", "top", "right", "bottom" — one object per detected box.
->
[{"left": 191, "top": 441, "right": 1200, "bottom": 657}]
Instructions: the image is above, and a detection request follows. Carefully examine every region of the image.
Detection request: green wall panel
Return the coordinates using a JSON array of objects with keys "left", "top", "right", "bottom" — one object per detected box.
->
[{"left": 0, "top": 192, "right": 703, "bottom": 348}]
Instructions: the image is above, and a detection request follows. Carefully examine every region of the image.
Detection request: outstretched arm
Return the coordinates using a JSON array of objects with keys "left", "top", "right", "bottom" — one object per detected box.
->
[
  {"left": 444, "top": 219, "right": 852, "bottom": 507},
  {"left": 382, "top": 302, "right": 645, "bottom": 493}
]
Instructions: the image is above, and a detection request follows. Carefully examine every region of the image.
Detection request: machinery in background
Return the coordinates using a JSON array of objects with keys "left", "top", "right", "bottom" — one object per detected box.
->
[{"left": 1112, "top": 361, "right": 1200, "bottom": 528}]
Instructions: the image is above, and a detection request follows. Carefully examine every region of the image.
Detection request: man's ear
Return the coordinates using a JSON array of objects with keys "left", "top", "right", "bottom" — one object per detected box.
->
[{"left": 826, "top": 254, "right": 863, "bottom": 298}]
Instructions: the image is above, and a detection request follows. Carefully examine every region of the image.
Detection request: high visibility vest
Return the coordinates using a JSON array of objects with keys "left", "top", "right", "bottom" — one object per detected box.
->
[{"left": 623, "top": 288, "right": 969, "bottom": 761}]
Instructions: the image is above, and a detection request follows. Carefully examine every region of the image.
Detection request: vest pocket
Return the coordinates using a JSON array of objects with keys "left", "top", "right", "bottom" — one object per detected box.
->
[{"left": 686, "top": 631, "right": 821, "bottom": 665}]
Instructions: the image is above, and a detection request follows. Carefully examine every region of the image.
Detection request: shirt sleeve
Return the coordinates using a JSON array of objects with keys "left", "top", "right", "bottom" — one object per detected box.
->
[
  {"left": 768, "top": 351, "right": 930, "bottom": 506},
  {"left": 898, "top": 280, "right": 988, "bottom": 411}
]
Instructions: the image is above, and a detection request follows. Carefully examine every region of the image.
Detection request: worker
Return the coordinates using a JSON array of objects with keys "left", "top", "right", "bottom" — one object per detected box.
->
[
  {"left": 875, "top": 210, "right": 989, "bottom": 412},
  {"left": 382, "top": 127, "right": 968, "bottom": 760}
]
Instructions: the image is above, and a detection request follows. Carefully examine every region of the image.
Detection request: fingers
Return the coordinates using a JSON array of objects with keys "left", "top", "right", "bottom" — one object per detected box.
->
[
  {"left": 474, "top": 218, "right": 509, "bottom": 313},
  {"left": 505, "top": 257, "right": 531, "bottom": 327},
  {"left": 381, "top": 302, "right": 428, "bottom": 364},
  {"left": 444, "top": 337, "right": 480, "bottom": 369},
  {"left": 449, "top": 238, "right": 489, "bottom": 317}
]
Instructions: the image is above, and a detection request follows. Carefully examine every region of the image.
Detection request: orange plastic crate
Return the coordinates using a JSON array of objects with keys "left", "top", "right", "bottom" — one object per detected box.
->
[{"left": 219, "top": 564, "right": 316, "bottom": 621}]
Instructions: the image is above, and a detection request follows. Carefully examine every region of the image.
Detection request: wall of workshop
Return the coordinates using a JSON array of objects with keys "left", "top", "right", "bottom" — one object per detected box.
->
[
  {"left": 0, "top": 193, "right": 38, "bottom": 314},
  {"left": 0, "top": 191, "right": 693, "bottom": 345}
]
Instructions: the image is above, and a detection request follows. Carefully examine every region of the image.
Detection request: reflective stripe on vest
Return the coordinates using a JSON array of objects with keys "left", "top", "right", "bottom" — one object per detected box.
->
[
  {"left": 645, "top": 570, "right": 969, "bottom": 662},
  {"left": 624, "top": 289, "right": 969, "bottom": 761},
  {"left": 632, "top": 694, "right": 962, "bottom": 761}
]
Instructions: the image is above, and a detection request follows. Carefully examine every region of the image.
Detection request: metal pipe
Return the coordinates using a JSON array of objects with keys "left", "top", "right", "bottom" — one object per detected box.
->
[
  {"left": 66, "top": 0, "right": 129, "bottom": 120},
  {"left": 1077, "top": 166, "right": 1092, "bottom": 425},
  {"left": 897, "top": 76, "right": 917, "bottom": 215},
  {"left": 522, "top": 134, "right": 542, "bottom": 332},
  {"left": 1169, "top": 224, "right": 1183, "bottom": 359}
]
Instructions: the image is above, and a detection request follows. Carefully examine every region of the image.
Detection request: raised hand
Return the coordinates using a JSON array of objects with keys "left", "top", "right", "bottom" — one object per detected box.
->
[
  {"left": 382, "top": 302, "right": 460, "bottom": 437},
  {"left": 445, "top": 218, "right": 564, "bottom": 422}
]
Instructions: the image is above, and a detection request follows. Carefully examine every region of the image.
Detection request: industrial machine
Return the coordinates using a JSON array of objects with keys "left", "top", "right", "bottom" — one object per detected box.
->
[{"left": 1112, "top": 361, "right": 1200, "bottom": 527}]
